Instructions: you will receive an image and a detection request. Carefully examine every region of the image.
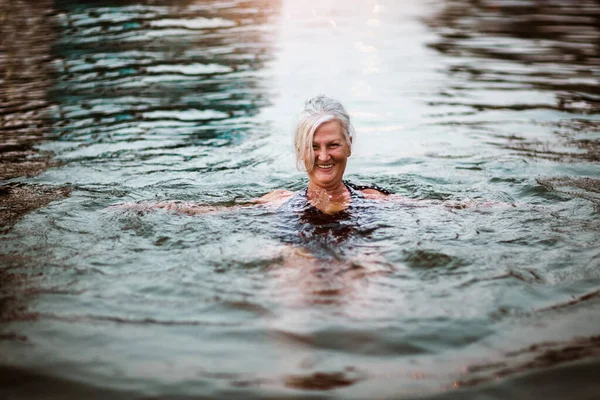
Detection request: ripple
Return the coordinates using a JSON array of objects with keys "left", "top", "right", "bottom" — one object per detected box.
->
[
  {"left": 538, "top": 290, "right": 600, "bottom": 312},
  {"left": 146, "top": 63, "right": 233, "bottom": 75},
  {"left": 271, "top": 326, "right": 427, "bottom": 355},
  {"left": 402, "top": 249, "right": 464, "bottom": 270},
  {"left": 149, "top": 17, "right": 236, "bottom": 30},
  {"left": 284, "top": 368, "right": 366, "bottom": 391},
  {"left": 456, "top": 335, "right": 600, "bottom": 388},
  {"left": 47, "top": 0, "right": 276, "bottom": 170},
  {"left": 142, "top": 109, "right": 229, "bottom": 121},
  {"left": 537, "top": 177, "right": 600, "bottom": 203},
  {"left": 35, "top": 313, "right": 239, "bottom": 327},
  {"left": 425, "top": 0, "right": 600, "bottom": 164}
]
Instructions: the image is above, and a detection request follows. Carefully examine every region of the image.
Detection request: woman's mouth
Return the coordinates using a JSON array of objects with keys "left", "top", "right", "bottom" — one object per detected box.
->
[{"left": 316, "top": 164, "right": 333, "bottom": 169}]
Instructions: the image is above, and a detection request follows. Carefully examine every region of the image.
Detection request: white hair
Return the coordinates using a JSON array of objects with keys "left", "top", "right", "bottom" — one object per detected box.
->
[{"left": 293, "top": 95, "right": 355, "bottom": 172}]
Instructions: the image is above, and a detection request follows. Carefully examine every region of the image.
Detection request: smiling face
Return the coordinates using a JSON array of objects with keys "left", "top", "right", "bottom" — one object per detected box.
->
[{"left": 306, "top": 120, "right": 351, "bottom": 190}]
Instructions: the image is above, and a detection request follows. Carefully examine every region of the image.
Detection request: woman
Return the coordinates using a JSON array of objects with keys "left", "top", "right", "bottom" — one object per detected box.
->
[{"left": 258, "top": 94, "right": 390, "bottom": 213}]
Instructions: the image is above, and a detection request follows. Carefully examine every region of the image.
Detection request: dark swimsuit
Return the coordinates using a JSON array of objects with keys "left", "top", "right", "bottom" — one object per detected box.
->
[{"left": 274, "top": 181, "right": 391, "bottom": 258}]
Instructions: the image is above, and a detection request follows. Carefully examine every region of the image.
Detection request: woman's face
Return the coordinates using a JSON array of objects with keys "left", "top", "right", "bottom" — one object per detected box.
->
[{"left": 306, "top": 120, "right": 351, "bottom": 190}]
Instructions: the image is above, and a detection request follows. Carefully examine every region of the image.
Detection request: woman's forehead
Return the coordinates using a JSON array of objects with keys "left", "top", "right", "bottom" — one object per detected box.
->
[{"left": 313, "top": 121, "right": 344, "bottom": 141}]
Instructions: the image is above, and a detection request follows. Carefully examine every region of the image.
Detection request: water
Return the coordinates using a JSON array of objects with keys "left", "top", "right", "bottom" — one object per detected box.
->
[{"left": 1, "top": 0, "right": 599, "bottom": 398}]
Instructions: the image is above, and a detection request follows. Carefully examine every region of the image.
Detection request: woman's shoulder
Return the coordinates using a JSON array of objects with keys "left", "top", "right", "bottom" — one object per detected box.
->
[
  {"left": 360, "top": 188, "right": 389, "bottom": 199},
  {"left": 344, "top": 181, "right": 392, "bottom": 199}
]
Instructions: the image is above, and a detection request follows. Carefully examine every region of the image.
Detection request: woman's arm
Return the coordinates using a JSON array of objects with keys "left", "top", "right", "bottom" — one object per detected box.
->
[
  {"left": 384, "top": 194, "right": 515, "bottom": 209},
  {"left": 361, "top": 189, "right": 515, "bottom": 209},
  {"left": 111, "top": 190, "right": 295, "bottom": 215},
  {"left": 110, "top": 200, "right": 222, "bottom": 215}
]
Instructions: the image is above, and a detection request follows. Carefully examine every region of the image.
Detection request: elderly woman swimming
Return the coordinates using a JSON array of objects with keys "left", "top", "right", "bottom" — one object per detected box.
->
[{"left": 258, "top": 95, "right": 390, "bottom": 214}]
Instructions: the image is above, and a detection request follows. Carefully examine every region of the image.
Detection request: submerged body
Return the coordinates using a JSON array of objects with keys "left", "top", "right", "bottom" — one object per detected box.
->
[{"left": 276, "top": 181, "right": 387, "bottom": 247}]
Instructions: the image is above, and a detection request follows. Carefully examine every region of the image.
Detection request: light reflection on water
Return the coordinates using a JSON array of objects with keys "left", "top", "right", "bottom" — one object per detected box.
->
[{"left": 1, "top": 0, "right": 600, "bottom": 398}]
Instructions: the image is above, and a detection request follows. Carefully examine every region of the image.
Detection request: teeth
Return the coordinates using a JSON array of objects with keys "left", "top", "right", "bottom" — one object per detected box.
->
[{"left": 317, "top": 164, "right": 333, "bottom": 169}]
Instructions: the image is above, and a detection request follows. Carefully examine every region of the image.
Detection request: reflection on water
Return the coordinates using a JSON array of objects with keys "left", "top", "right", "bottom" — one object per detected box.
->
[
  {"left": 0, "top": 0, "right": 599, "bottom": 399},
  {"left": 0, "top": 0, "right": 57, "bottom": 180},
  {"left": 425, "top": 0, "right": 600, "bottom": 164},
  {"left": 0, "top": 0, "right": 71, "bottom": 233},
  {"left": 0, "top": 0, "right": 73, "bottom": 342},
  {"left": 51, "top": 0, "right": 278, "bottom": 175}
]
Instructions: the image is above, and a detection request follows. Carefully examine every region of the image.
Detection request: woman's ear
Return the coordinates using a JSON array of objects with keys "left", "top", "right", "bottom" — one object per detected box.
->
[{"left": 348, "top": 137, "right": 353, "bottom": 157}]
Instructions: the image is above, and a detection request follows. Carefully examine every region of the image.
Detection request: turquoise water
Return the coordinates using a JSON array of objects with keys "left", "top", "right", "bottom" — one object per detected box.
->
[{"left": 1, "top": 0, "right": 599, "bottom": 398}]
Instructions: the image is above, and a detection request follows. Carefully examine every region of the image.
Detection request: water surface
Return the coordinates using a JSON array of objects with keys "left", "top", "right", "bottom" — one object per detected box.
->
[{"left": 1, "top": 0, "right": 599, "bottom": 398}]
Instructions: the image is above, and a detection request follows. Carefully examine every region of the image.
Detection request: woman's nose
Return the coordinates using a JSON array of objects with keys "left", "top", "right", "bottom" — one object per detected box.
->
[{"left": 317, "top": 147, "right": 329, "bottom": 160}]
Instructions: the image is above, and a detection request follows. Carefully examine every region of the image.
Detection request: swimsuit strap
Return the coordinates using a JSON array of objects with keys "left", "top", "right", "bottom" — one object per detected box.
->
[
  {"left": 343, "top": 180, "right": 393, "bottom": 195},
  {"left": 284, "top": 181, "right": 391, "bottom": 214},
  {"left": 344, "top": 181, "right": 365, "bottom": 199},
  {"left": 299, "top": 181, "right": 392, "bottom": 201}
]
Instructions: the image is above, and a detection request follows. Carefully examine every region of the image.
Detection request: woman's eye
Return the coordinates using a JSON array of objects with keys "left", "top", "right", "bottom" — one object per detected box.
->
[{"left": 329, "top": 144, "right": 340, "bottom": 148}]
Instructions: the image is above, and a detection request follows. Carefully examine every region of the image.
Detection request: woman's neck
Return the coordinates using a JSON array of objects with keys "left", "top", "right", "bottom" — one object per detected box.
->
[{"left": 306, "top": 181, "right": 350, "bottom": 213}]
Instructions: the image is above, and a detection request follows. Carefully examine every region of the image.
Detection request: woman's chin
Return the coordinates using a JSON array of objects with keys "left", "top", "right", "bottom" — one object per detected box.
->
[
  {"left": 308, "top": 165, "right": 347, "bottom": 187},
  {"left": 311, "top": 174, "right": 342, "bottom": 188}
]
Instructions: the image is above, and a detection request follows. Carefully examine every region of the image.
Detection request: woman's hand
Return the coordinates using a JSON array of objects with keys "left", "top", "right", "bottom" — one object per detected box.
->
[{"left": 109, "top": 200, "right": 220, "bottom": 215}]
